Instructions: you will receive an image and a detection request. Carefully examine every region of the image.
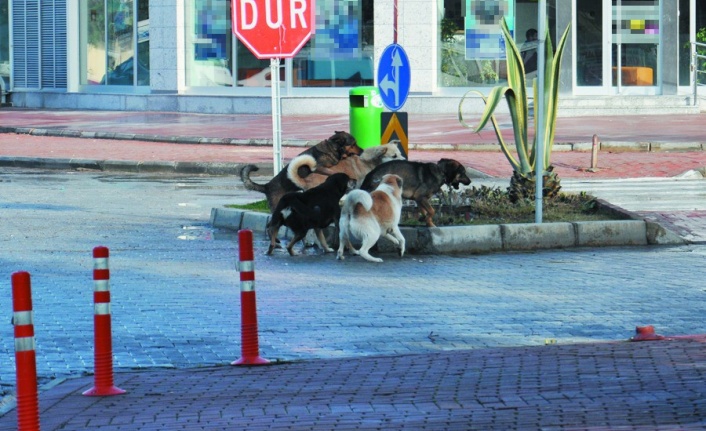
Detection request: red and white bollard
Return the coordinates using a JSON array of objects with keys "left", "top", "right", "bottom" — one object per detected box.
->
[
  {"left": 12, "top": 271, "right": 41, "bottom": 431},
  {"left": 232, "top": 230, "right": 269, "bottom": 365},
  {"left": 83, "top": 246, "right": 126, "bottom": 396}
]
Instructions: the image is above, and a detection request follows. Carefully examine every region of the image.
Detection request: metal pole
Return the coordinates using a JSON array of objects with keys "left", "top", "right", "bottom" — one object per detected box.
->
[
  {"left": 534, "top": 0, "right": 546, "bottom": 223},
  {"left": 615, "top": 0, "right": 622, "bottom": 92},
  {"left": 693, "top": 42, "right": 697, "bottom": 106},
  {"left": 271, "top": 58, "right": 283, "bottom": 174},
  {"left": 393, "top": 0, "right": 398, "bottom": 44}
]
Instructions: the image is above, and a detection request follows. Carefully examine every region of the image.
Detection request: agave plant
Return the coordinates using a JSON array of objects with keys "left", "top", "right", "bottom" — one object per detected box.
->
[{"left": 458, "top": 17, "right": 571, "bottom": 203}]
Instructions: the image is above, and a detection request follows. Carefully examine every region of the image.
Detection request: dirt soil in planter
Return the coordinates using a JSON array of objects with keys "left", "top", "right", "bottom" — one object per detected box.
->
[{"left": 400, "top": 186, "right": 630, "bottom": 227}]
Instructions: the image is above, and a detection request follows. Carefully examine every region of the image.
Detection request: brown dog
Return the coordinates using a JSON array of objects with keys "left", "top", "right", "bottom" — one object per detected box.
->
[
  {"left": 359, "top": 159, "right": 472, "bottom": 227},
  {"left": 337, "top": 174, "right": 405, "bottom": 263},
  {"left": 240, "top": 131, "right": 362, "bottom": 211},
  {"left": 286, "top": 142, "right": 404, "bottom": 190}
]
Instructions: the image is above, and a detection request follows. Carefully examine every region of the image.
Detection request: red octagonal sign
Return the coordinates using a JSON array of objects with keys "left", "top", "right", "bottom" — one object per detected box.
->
[{"left": 232, "top": 0, "right": 316, "bottom": 59}]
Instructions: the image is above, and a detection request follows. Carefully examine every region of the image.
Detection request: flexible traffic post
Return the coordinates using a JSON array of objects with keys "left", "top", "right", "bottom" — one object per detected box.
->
[
  {"left": 232, "top": 230, "right": 269, "bottom": 365},
  {"left": 12, "top": 271, "right": 41, "bottom": 431},
  {"left": 83, "top": 246, "right": 126, "bottom": 396}
]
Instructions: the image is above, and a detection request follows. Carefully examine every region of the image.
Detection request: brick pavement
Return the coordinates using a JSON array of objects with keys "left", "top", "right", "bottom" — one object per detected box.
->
[
  {"left": 1, "top": 337, "right": 705, "bottom": 430},
  {"left": 1, "top": 108, "right": 706, "bottom": 180},
  {"left": 2, "top": 128, "right": 706, "bottom": 180},
  {"left": 1, "top": 109, "right": 705, "bottom": 146}
]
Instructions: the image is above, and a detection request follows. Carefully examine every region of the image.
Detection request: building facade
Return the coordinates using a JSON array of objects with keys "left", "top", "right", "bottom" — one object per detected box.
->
[{"left": 1, "top": 0, "right": 704, "bottom": 116}]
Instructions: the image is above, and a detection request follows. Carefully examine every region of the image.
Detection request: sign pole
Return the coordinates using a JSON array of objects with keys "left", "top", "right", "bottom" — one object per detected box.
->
[
  {"left": 393, "top": 0, "right": 398, "bottom": 44},
  {"left": 270, "top": 58, "right": 283, "bottom": 174},
  {"left": 232, "top": 0, "right": 315, "bottom": 175}
]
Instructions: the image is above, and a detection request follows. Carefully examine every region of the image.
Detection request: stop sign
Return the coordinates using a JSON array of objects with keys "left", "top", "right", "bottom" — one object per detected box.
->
[{"left": 232, "top": 0, "right": 316, "bottom": 59}]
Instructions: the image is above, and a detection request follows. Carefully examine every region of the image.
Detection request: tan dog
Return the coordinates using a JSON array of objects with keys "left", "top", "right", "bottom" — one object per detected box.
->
[
  {"left": 240, "top": 131, "right": 362, "bottom": 212},
  {"left": 287, "top": 142, "right": 404, "bottom": 190},
  {"left": 337, "top": 174, "right": 405, "bottom": 263}
]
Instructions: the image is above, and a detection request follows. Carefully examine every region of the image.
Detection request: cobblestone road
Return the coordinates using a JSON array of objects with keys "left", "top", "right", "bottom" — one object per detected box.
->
[{"left": 1, "top": 168, "right": 705, "bottom": 397}]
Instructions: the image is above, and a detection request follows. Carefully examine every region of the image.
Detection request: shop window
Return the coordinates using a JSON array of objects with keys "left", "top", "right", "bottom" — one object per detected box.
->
[
  {"left": 185, "top": 0, "right": 373, "bottom": 88},
  {"left": 1, "top": 1, "right": 9, "bottom": 83},
  {"left": 83, "top": 0, "right": 150, "bottom": 86},
  {"left": 438, "top": 0, "right": 555, "bottom": 88},
  {"left": 439, "top": 0, "right": 513, "bottom": 87},
  {"left": 687, "top": 0, "right": 706, "bottom": 86},
  {"left": 185, "top": 0, "right": 234, "bottom": 87},
  {"left": 611, "top": 0, "right": 659, "bottom": 87},
  {"left": 290, "top": 0, "right": 374, "bottom": 88}
]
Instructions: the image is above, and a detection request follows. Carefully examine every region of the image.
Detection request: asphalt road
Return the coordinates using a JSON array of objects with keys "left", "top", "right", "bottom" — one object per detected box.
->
[{"left": 1, "top": 168, "right": 705, "bottom": 398}]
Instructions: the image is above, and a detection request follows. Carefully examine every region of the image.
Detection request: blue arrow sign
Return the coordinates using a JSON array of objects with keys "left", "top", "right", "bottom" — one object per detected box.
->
[{"left": 377, "top": 44, "right": 411, "bottom": 111}]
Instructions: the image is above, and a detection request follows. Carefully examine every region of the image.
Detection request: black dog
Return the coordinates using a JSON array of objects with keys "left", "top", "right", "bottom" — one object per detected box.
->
[
  {"left": 267, "top": 173, "right": 351, "bottom": 256},
  {"left": 240, "top": 131, "right": 362, "bottom": 212},
  {"left": 360, "top": 159, "right": 472, "bottom": 227}
]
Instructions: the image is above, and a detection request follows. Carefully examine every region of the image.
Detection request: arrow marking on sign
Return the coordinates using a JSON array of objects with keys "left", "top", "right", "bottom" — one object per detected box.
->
[{"left": 380, "top": 48, "right": 403, "bottom": 107}]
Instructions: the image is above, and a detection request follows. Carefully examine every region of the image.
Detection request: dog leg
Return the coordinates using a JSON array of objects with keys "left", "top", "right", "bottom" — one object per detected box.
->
[
  {"left": 336, "top": 227, "right": 346, "bottom": 259},
  {"left": 287, "top": 233, "right": 306, "bottom": 256},
  {"left": 337, "top": 227, "right": 359, "bottom": 259},
  {"left": 382, "top": 232, "right": 400, "bottom": 245},
  {"left": 345, "top": 236, "right": 359, "bottom": 256},
  {"left": 382, "top": 230, "right": 405, "bottom": 257},
  {"left": 391, "top": 227, "right": 406, "bottom": 257},
  {"left": 357, "top": 233, "right": 383, "bottom": 263},
  {"left": 266, "top": 224, "right": 280, "bottom": 255},
  {"left": 419, "top": 200, "right": 437, "bottom": 227},
  {"left": 314, "top": 229, "right": 334, "bottom": 253}
]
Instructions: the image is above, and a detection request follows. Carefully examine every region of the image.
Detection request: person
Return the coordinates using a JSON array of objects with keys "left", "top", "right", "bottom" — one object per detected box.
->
[{"left": 521, "top": 28, "right": 538, "bottom": 74}]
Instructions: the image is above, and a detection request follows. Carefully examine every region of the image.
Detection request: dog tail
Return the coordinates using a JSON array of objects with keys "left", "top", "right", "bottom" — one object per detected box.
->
[
  {"left": 343, "top": 189, "right": 373, "bottom": 213},
  {"left": 240, "top": 164, "right": 267, "bottom": 193},
  {"left": 286, "top": 154, "right": 316, "bottom": 190}
]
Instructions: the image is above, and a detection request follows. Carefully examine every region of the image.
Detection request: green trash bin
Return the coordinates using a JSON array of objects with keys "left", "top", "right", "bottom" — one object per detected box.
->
[{"left": 349, "top": 86, "right": 383, "bottom": 149}]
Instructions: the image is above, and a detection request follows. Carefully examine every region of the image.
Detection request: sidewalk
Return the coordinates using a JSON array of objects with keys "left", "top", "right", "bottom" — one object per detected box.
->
[
  {"left": 1, "top": 108, "right": 706, "bottom": 430},
  {"left": 1, "top": 108, "right": 706, "bottom": 178},
  {"left": 1, "top": 336, "right": 705, "bottom": 430}
]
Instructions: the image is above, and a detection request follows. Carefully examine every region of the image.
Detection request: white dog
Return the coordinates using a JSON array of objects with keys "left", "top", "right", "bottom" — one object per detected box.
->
[{"left": 337, "top": 174, "right": 405, "bottom": 263}]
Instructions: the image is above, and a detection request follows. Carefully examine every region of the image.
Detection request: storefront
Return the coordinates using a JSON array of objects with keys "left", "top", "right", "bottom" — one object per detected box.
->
[{"left": 3, "top": 0, "right": 704, "bottom": 115}]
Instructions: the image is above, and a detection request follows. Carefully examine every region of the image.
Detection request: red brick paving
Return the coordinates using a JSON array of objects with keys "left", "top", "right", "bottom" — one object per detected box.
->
[
  {"left": 1, "top": 337, "right": 704, "bottom": 430},
  {"left": 1, "top": 133, "right": 705, "bottom": 179}
]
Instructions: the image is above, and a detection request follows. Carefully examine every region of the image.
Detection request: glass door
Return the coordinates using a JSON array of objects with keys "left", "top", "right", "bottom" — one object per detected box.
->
[
  {"left": 576, "top": 0, "right": 609, "bottom": 93},
  {"left": 575, "top": 0, "right": 661, "bottom": 95},
  {"left": 612, "top": 0, "right": 660, "bottom": 94}
]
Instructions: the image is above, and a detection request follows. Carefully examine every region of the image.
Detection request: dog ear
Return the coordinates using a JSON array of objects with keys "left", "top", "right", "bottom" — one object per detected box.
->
[
  {"left": 394, "top": 175, "right": 403, "bottom": 189},
  {"left": 329, "top": 133, "right": 344, "bottom": 147}
]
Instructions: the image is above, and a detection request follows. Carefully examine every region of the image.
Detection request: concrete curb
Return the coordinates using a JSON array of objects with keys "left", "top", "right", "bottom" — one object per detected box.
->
[
  {"left": 0, "top": 156, "right": 271, "bottom": 175},
  {"left": 210, "top": 207, "right": 688, "bottom": 256}
]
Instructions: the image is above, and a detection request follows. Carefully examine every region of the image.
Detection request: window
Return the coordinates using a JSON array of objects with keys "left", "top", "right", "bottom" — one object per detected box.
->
[
  {"left": 11, "top": 0, "right": 67, "bottom": 89},
  {"left": 438, "top": 0, "right": 555, "bottom": 87},
  {"left": 611, "top": 0, "right": 659, "bottom": 87},
  {"left": 184, "top": 0, "right": 373, "bottom": 88},
  {"left": 82, "top": 0, "right": 150, "bottom": 86},
  {"left": 1, "top": 1, "right": 9, "bottom": 83}
]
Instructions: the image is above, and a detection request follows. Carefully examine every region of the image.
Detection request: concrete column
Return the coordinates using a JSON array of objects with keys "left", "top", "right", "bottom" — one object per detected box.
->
[
  {"left": 149, "top": 1, "right": 183, "bottom": 94},
  {"left": 374, "top": 0, "right": 436, "bottom": 93},
  {"left": 555, "top": 0, "right": 573, "bottom": 95},
  {"left": 661, "top": 0, "right": 679, "bottom": 94}
]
